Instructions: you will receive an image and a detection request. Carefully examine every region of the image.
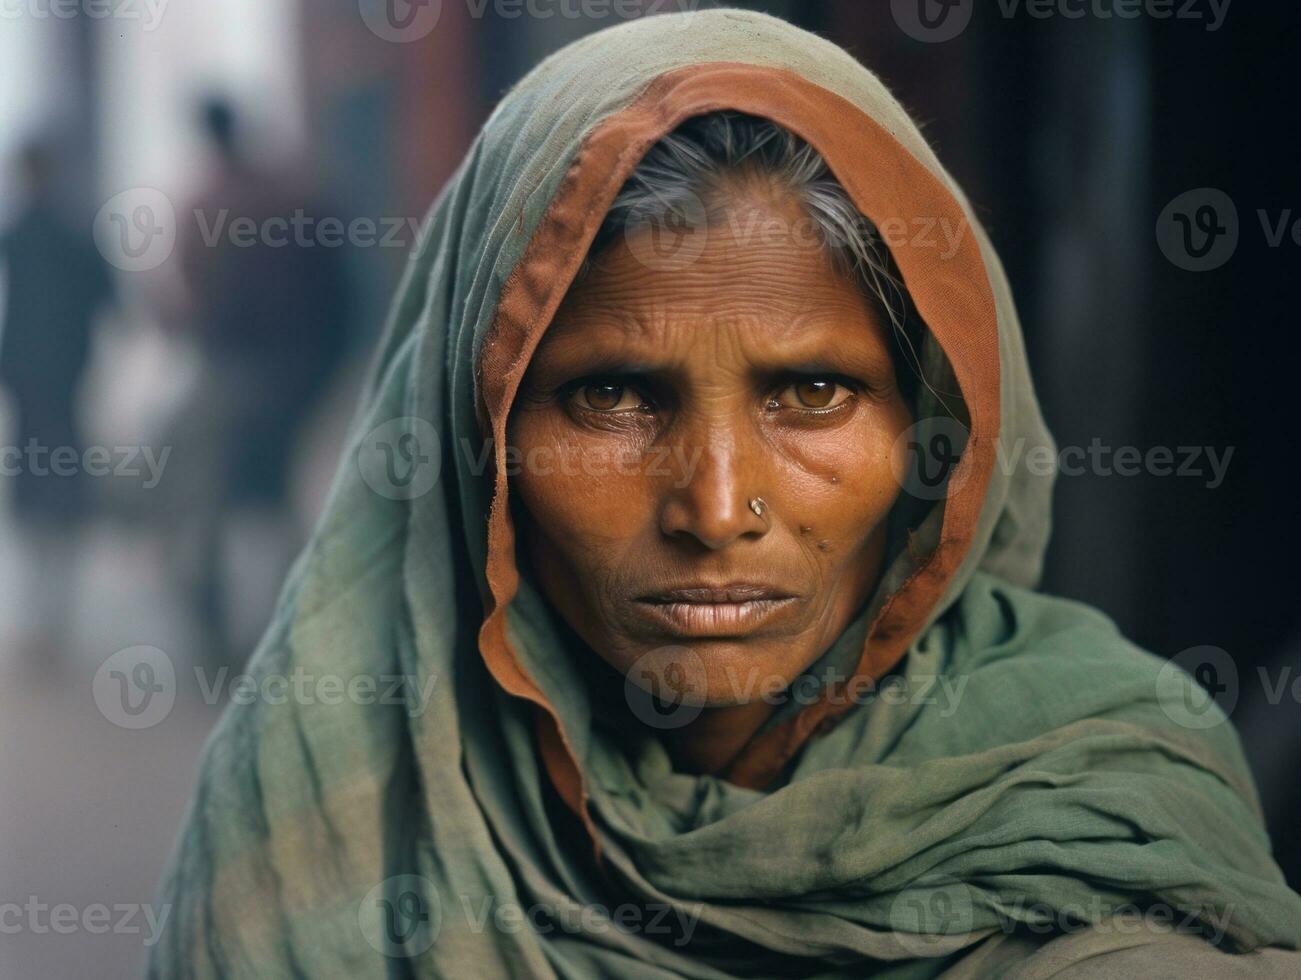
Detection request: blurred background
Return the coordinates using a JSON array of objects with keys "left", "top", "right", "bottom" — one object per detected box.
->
[{"left": 1, "top": 1, "right": 1297, "bottom": 975}]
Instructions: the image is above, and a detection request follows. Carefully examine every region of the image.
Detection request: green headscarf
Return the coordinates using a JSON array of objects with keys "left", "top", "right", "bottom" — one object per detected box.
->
[{"left": 149, "top": 9, "right": 1301, "bottom": 978}]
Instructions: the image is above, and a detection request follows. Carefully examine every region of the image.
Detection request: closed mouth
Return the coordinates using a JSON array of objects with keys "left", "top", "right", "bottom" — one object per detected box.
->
[{"left": 632, "top": 583, "right": 799, "bottom": 637}]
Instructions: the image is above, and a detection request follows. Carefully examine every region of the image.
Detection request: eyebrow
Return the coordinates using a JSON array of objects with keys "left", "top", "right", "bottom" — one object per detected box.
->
[{"left": 527, "top": 333, "right": 898, "bottom": 391}]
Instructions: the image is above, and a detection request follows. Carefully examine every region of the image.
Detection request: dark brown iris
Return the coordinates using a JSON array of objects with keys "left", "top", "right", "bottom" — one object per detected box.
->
[
  {"left": 585, "top": 383, "right": 625, "bottom": 411},
  {"left": 795, "top": 380, "right": 836, "bottom": 408}
]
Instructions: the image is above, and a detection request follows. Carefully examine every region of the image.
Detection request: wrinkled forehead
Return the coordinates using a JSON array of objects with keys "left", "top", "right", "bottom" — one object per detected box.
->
[
  {"left": 480, "top": 63, "right": 997, "bottom": 432},
  {"left": 529, "top": 212, "right": 900, "bottom": 384}
]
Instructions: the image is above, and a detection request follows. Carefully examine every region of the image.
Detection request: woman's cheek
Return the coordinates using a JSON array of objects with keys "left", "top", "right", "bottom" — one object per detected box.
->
[
  {"left": 511, "top": 414, "right": 654, "bottom": 540},
  {"left": 763, "top": 407, "right": 908, "bottom": 553}
]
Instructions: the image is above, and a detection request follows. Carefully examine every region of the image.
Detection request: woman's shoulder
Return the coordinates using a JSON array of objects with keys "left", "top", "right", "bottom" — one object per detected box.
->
[
  {"left": 1008, "top": 920, "right": 1301, "bottom": 979},
  {"left": 937, "top": 915, "right": 1301, "bottom": 979},
  {"left": 946, "top": 570, "right": 1172, "bottom": 684},
  {"left": 910, "top": 570, "right": 1253, "bottom": 784}
]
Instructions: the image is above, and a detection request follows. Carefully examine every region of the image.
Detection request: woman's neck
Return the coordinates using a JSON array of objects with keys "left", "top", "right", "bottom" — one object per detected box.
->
[{"left": 663, "top": 698, "right": 778, "bottom": 776}]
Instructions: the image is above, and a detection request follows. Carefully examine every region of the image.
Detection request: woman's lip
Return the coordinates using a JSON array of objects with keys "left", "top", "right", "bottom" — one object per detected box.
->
[
  {"left": 636, "top": 584, "right": 795, "bottom": 604},
  {"left": 630, "top": 593, "right": 799, "bottom": 637}
]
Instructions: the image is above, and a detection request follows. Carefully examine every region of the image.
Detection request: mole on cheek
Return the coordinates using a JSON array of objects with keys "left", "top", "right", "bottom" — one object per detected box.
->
[
  {"left": 817, "top": 540, "right": 832, "bottom": 553},
  {"left": 799, "top": 525, "right": 812, "bottom": 536}
]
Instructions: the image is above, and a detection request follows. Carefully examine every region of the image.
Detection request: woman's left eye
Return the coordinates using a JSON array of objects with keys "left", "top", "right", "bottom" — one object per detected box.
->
[
  {"left": 570, "top": 381, "right": 645, "bottom": 413},
  {"left": 772, "top": 379, "right": 855, "bottom": 411}
]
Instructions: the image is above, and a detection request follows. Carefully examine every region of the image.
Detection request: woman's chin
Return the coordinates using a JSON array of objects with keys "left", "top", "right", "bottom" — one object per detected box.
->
[{"left": 619, "top": 634, "right": 815, "bottom": 708}]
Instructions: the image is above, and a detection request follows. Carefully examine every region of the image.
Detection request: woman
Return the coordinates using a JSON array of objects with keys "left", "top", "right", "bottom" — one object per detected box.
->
[{"left": 150, "top": 10, "right": 1301, "bottom": 977}]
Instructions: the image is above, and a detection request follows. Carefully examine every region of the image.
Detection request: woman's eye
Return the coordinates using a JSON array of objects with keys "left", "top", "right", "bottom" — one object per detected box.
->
[
  {"left": 572, "top": 382, "right": 644, "bottom": 413},
  {"left": 773, "top": 379, "right": 854, "bottom": 411}
]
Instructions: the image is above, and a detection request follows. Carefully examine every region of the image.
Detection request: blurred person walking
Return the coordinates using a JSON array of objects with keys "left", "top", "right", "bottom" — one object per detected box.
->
[
  {"left": 0, "top": 141, "right": 114, "bottom": 673},
  {"left": 161, "top": 97, "right": 351, "bottom": 666}
]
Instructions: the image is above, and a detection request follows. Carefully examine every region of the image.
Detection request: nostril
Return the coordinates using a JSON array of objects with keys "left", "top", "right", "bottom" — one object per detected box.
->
[{"left": 658, "top": 491, "right": 771, "bottom": 551}]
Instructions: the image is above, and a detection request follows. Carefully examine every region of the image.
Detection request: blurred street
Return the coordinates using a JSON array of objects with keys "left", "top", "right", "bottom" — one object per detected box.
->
[{"left": 0, "top": 321, "right": 354, "bottom": 977}]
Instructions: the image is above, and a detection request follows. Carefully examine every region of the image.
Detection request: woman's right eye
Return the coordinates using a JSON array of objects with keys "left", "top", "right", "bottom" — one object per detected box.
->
[{"left": 570, "top": 381, "right": 645, "bottom": 413}]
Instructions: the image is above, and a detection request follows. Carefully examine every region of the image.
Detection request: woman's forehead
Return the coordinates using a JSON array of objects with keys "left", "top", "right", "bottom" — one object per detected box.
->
[
  {"left": 532, "top": 308, "right": 896, "bottom": 380},
  {"left": 541, "top": 225, "right": 892, "bottom": 350}
]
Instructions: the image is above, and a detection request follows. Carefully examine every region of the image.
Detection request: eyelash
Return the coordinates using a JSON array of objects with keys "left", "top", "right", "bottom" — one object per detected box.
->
[{"left": 562, "top": 374, "right": 865, "bottom": 417}]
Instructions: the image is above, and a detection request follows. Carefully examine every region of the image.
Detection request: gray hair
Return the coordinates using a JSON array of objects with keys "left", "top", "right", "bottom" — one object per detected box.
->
[{"left": 583, "top": 110, "right": 924, "bottom": 396}]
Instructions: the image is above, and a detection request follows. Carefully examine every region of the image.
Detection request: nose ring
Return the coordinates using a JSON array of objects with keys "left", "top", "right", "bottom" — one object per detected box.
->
[{"left": 749, "top": 497, "right": 767, "bottom": 518}]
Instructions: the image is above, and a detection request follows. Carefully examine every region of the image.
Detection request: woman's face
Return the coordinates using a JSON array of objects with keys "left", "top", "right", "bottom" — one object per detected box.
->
[{"left": 508, "top": 190, "right": 912, "bottom": 707}]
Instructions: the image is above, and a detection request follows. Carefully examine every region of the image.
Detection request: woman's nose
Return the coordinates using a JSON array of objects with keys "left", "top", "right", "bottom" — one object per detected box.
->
[{"left": 657, "top": 427, "right": 769, "bottom": 550}]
